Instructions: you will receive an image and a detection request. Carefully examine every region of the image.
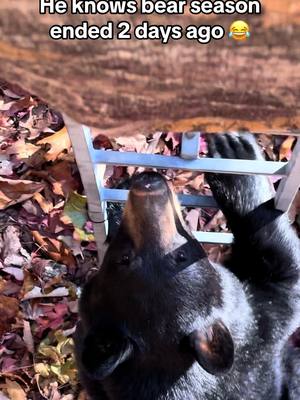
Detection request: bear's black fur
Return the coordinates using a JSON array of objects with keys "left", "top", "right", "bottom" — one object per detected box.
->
[
  {"left": 74, "top": 134, "right": 300, "bottom": 399},
  {"left": 281, "top": 328, "right": 300, "bottom": 399}
]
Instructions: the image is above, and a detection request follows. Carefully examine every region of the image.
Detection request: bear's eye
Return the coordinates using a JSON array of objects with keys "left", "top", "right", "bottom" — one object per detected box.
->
[
  {"left": 176, "top": 250, "right": 187, "bottom": 263},
  {"left": 120, "top": 254, "right": 131, "bottom": 265}
]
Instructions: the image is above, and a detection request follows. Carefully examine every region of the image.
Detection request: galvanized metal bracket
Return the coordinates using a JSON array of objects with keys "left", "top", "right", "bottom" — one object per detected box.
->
[
  {"left": 63, "top": 115, "right": 108, "bottom": 264},
  {"left": 181, "top": 132, "right": 200, "bottom": 160},
  {"left": 275, "top": 138, "right": 300, "bottom": 212}
]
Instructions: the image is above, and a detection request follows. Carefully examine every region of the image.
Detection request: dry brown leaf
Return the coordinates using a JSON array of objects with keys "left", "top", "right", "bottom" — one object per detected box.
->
[
  {"left": 52, "top": 181, "right": 64, "bottom": 197},
  {"left": 47, "top": 161, "right": 81, "bottom": 197},
  {"left": 6, "top": 139, "right": 39, "bottom": 159},
  {"left": 188, "top": 174, "right": 204, "bottom": 192},
  {"left": 23, "top": 286, "right": 69, "bottom": 300},
  {"left": 172, "top": 171, "right": 195, "bottom": 190},
  {"left": 2, "top": 267, "right": 24, "bottom": 281},
  {"left": 20, "top": 270, "right": 36, "bottom": 298},
  {"left": 0, "top": 160, "right": 13, "bottom": 176},
  {"left": 185, "top": 209, "right": 200, "bottom": 231},
  {"left": 23, "top": 144, "right": 51, "bottom": 168},
  {"left": 0, "top": 295, "right": 19, "bottom": 337},
  {"left": 0, "top": 391, "right": 10, "bottom": 400},
  {"left": 204, "top": 210, "right": 226, "bottom": 232},
  {"left": 145, "top": 132, "right": 163, "bottom": 154},
  {"left": 33, "top": 192, "right": 53, "bottom": 214},
  {"left": 205, "top": 244, "right": 223, "bottom": 263},
  {"left": 32, "top": 231, "right": 75, "bottom": 268},
  {"left": 5, "top": 379, "right": 26, "bottom": 400},
  {"left": 279, "top": 136, "right": 295, "bottom": 160},
  {"left": 22, "top": 199, "right": 40, "bottom": 216},
  {"left": 257, "top": 134, "right": 274, "bottom": 160},
  {"left": 114, "top": 134, "right": 147, "bottom": 152},
  {"left": 2, "top": 226, "right": 22, "bottom": 257},
  {"left": 0, "top": 177, "right": 44, "bottom": 210},
  {"left": 2, "top": 226, "right": 30, "bottom": 268},
  {"left": 23, "top": 320, "right": 34, "bottom": 353},
  {"left": 37, "top": 128, "right": 71, "bottom": 161}
]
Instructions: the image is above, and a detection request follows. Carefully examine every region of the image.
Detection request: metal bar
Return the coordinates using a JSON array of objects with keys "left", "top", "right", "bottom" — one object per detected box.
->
[
  {"left": 181, "top": 132, "right": 200, "bottom": 160},
  {"left": 93, "top": 149, "right": 288, "bottom": 176},
  {"left": 193, "top": 231, "right": 234, "bottom": 244},
  {"left": 275, "top": 138, "right": 300, "bottom": 212},
  {"left": 65, "top": 120, "right": 299, "bottom": 252},
  {"left": 63, "top": 116, "right": 107, "bottom": 263},
  {"left": 94, "top": 164, "right": 109, "bottom": 238},
  {"left": 228, "top": 131, "right": 300, "bottom": 137},
  {"left": 101, "top": 188, "right": 218, "bottom": 208}
]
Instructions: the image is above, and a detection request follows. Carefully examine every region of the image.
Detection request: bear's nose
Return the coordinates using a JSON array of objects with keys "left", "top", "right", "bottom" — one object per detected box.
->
[{"left": 131, "top": 172, "right": 167, "bottom": 193}]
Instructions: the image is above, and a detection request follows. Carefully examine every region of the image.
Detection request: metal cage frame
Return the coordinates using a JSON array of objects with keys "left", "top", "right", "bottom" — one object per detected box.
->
[{"left": 64, "top": 115, "right": 300, "bottom": 263}]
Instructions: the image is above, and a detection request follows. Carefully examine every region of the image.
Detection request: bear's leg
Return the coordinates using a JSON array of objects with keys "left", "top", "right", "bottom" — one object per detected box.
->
[
  {"left": 206, "top": 133, "right": 274, "bottom": 221},
  {"left": 206, "top": 133, "right": 300, "bottom": 287}
]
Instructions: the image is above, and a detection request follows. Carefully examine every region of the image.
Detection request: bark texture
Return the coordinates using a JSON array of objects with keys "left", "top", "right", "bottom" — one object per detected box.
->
[{"left": 1, "top": 0, "right": 300, "bottom": 134}]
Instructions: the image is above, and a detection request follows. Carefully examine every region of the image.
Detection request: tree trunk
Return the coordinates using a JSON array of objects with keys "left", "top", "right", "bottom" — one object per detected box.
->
[{"left": 1, "top": 0, "right": 300, "bottom": 135}]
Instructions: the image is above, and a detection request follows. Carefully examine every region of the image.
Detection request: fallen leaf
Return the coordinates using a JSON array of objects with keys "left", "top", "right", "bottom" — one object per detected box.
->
[
  {"left": 37, "top": 128, "right": 71, "bottom": 161},
  {"left": 0, "top": 177, "right": 44, "bottom": 210},
  {"left": 31, "top": 257, "right": 67, "bottom": 282},
  {"left": 164, "top": 132, "right": 181, "bottom": 152},
  {"left": 33, "top": 192, "right": 53, "bottom": 214},
  {"left": 4, "top": 96, "right": 34, "bottom": 117},
  {"left": 58, "top": 235, "right": 83, "bottom": 257},
  {"left": 22, "top": 199, "right": 40, "bottom": 216},
  {"left": 2, "top": 88, "right": 23, "bottom": 100},
  {"left": 2, "top": 225, "right": 30, "bottom": 267},
  {"left": 2, "top": 267, "right": 24, "bottom": 281},
  {"left": 279, "top": 136, "right": 295, "bottom": 161},
  {"left": 5, "top": 139, "right": 39, "bottom": 159},
  {"left": 36, "top": 303, "right": 69, "bottom": 336},
  {"left": 50, "top": 359, "right": 77, "bottom": 384},
  {"left": 32, "top": 231, "right": 76, "bottom": 268},
  {"left": 185, "top": 209, "right": 200, "bottom": 231},
  {"left": 0, "top": 391, "right": 10, "bottom": 400},
  {"left": 92, "top": 133, "right": 113, "bottom": 150},
  {"left": 38, "top": 344, "right": 61, "bottom": 364},
  {"left": 114, "top": 134, "right": 147, "bottom": 152},
  {"left": 5, "top": 380, "right": 26, "bottom": 400},
  {"left": 34, "top": 362, "right": 50, "bottom": 378},
  {"left": 0, "top": 160, "right": 13, "bottom": 176},
  {"left": 23, "top": 144, "right": 51, "bottom": 168},
  {"left": 0, "top": 295, "right": 19, "bottom": 337},
  {"left": 63, "top": 192, "right": 94, "bottom": 242},
  {"left": 257, "top": 134, "right": 274, "bottom": 160},
  {"left": 0, "top": 278, "right": 21, "bottom": 296},
  {"left": 47, "top": 161, "right": 81, "bottom": 197},
  {"left": 187, "top": 174, "right": 204, "bottom": 192},
  {"left": 23, "top": 286, "right": 69, "bottom": 300},
  {"left": 61, "top": 395, "right": 74, "bottom": 400},
  {"left": 23, "top": 320, "right": 34, "bottom": 353},
  {"left": 204, "top": 210, "right": 226, "bottom": 232}
]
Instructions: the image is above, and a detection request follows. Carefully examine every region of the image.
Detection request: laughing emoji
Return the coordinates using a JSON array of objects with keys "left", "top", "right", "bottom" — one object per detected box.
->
[{"left": 229, "top": 21, "right": 250, "bottom": 41}]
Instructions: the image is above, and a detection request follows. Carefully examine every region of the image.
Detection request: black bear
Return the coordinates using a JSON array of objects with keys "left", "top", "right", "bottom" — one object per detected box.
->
[
  {"left": 74, "top": 134, "right": 300, "bottom": 399},
  {"left": 281, "top": 328, "right": 300, "bottom": 399}
]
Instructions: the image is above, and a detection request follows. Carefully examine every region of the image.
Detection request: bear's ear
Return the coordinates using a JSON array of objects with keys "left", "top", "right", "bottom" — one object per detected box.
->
[
  {"left": 81, "top": 327, "right": 133, "bottom": 380},
  {"left": 188, "top": 320, "right": 234, "bottom": 375}
]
